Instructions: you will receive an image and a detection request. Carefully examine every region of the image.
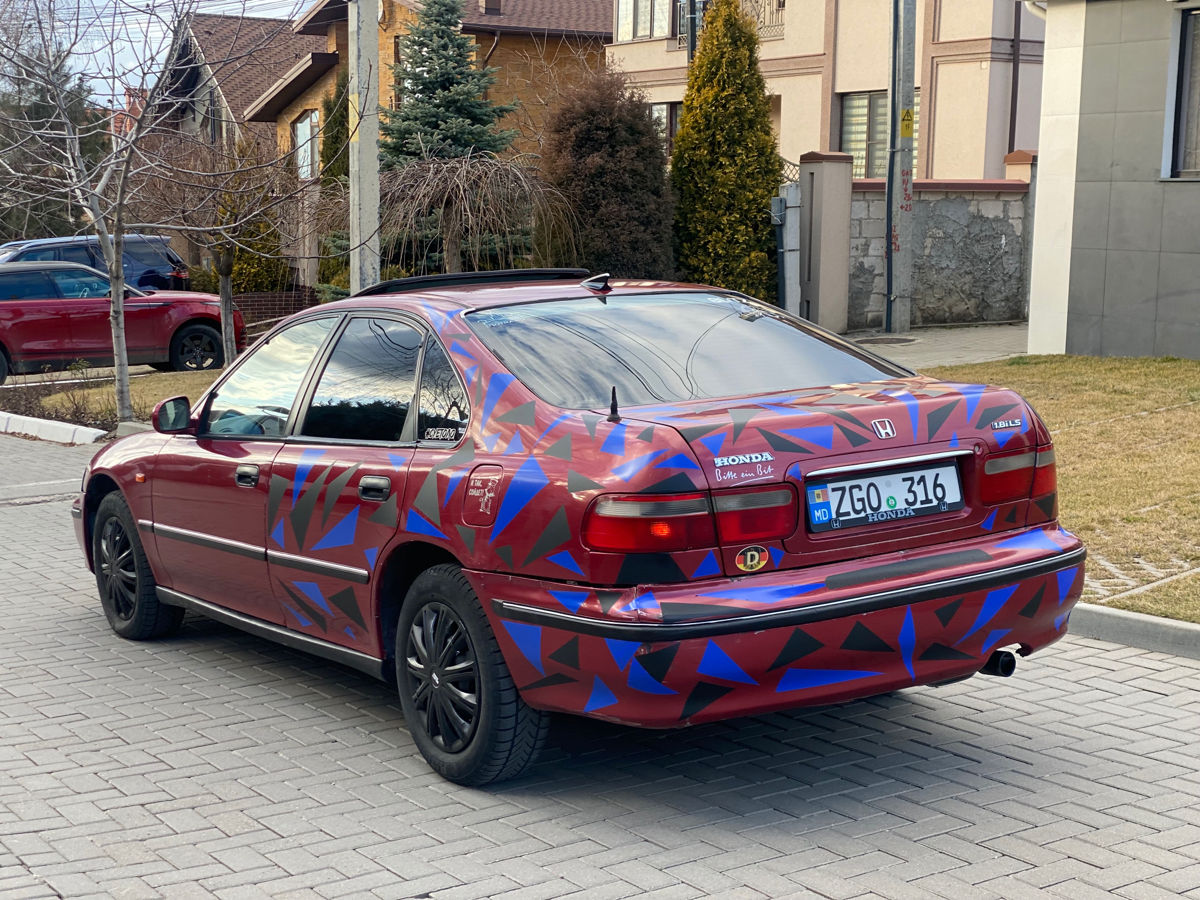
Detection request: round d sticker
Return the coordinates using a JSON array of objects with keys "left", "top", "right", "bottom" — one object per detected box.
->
[{"left": 735, "top": 545, "right": 769, "bottom": 572}]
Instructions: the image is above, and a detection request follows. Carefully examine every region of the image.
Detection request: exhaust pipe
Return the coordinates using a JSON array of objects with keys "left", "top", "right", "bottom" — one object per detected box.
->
[{"left": 980, "top": 649, "right": 1017, "bottom": 677}]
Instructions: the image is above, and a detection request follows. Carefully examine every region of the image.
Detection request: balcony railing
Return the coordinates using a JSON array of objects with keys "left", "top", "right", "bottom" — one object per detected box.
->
[{"left": 675, "top": 0, "right": 785, "bottom": 48}]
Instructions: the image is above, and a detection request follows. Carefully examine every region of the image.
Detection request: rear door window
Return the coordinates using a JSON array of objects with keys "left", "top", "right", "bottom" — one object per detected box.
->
[
  {"left": 59, "top": 245, "right": 99, "bottom": 267},
  {"left": 300, "top": 317, "right": 423, "bottom": 443}
]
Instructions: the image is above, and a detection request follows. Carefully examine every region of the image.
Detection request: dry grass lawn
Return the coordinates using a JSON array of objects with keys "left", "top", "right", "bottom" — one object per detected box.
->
[
  {"left": 11, "top": 355, "right": 1200, "bottom": 622},
  {"left": 930, "top": 355, "right": 1200, "bottom": 624}
]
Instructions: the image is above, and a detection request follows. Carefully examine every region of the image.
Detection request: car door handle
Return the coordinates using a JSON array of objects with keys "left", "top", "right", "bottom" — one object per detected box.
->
[
  {"left": 358, "top": 476, "right": 391, "bottom": 502},
  {"left": 235, "top": 464, "right": 260, "bottom": 487}
]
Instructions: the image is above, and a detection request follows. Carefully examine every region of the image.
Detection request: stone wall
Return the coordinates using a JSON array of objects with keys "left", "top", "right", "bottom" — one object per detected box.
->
[{"left": 848, "top": 181, "right": 1031, "bottom": 329}]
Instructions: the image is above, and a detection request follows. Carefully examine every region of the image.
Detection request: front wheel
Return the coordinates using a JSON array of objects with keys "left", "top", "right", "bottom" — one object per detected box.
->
[
  {"left": 93, "top": 493, "right": 184, "bottom": 640},
  {"left": 169, "top": 323, "right": 223, "bottom": 372},
  {"left": 396, "top": 564, "right": 548, "bottom": 785}
]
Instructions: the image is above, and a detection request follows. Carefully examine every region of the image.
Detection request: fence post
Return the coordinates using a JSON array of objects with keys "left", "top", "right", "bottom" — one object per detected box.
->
[{"left": 796, "top": 151, "right": 853, "bottom": 334}]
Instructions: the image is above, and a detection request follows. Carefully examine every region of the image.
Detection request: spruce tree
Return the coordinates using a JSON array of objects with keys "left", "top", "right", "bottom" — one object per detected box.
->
[
  {"left": 319, "top": 69, "right": 349, "bottom": 183},
  {"left": 670, "top": 0, "right": 781, "bottom": 301},
  {"left": 541, "top": 70, "right": 674, "bottom": 279},
  {"left": 380, "top": 0, "right": 516, "bottom": 166}
]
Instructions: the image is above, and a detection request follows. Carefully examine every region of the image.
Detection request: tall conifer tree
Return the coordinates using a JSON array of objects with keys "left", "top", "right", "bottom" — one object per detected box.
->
[
  {"left": 380, "top": 0, "right": 516, "bottom": 165},
  {"left": 670, "top": 0, "right": 781, "bottom": 300}
]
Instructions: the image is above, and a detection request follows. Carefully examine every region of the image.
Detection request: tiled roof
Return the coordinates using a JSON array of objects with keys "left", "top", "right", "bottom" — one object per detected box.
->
[
  {"left": 295, "top": 0, "right": 612, "bottom": 38},
  {"left": 186, "top": 14, "right": 326, "bottom": 123},
  {"left": 460, "top": 0, "right": 612, "bottom": 36}
]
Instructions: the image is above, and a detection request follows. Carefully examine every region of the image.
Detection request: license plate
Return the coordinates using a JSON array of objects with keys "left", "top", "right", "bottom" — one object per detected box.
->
[{"left": 805, "top": 462, "right": 964, "bottom": 532}]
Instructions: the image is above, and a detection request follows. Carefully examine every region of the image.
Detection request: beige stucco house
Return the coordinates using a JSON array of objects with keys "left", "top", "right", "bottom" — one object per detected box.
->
[
  {"left": 608, "top": 0, "right": 1047, "bottom": 179},
  {"left": 1027, "top": 0, "right": 1200, "bottom": 359},
  {"left": 244, "top": 0, "right": 612, "bottom": 163}
]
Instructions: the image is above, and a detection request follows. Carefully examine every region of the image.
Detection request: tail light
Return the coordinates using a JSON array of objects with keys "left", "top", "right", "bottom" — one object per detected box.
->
[
  {"left": 981, "top": 450, "right": 1036, "bottom": 504},
  {"left": 583, "top": 485, "right": 799, "bottom": 553},
  {"left": 981, "top": 445, "right": 1057, "bottom": 507},
  {"left": 583, "top": 492, "right": 715, "bottom": 552},
  {"left": 713, "top": 485, "right": 797, "bottom": 542}
]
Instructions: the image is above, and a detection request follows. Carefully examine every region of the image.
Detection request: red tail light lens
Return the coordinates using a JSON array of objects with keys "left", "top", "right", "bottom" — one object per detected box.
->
[
  {"left": 583, "top": 492, "right": 716, "bottom": 552},
  {"left": 713, "top": 485, "right": 798, "bottom": 543},
  {"left": 981, "top": 446, "right": 1056, "bottom": 506},
  {"left": 981, "top": 450, "right": 1035, "bottom": 504}
]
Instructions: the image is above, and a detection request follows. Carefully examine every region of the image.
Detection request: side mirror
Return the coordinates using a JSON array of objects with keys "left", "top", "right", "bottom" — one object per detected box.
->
[{"left": 152, "top": 396, "right": 194, "bottom": 434}]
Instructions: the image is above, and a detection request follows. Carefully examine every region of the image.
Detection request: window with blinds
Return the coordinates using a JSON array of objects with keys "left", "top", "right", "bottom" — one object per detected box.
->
[{"left": 840, "top": 91, "right": 920, "bottom": 179}]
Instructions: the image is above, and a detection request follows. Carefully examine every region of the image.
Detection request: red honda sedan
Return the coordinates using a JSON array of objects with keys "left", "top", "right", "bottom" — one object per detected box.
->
[
  {"left": 0, "top": 261, "right": 245, "bottom": 382},
  {"left": 73, "top": 270, "right": 1085, "bottom": 785}
]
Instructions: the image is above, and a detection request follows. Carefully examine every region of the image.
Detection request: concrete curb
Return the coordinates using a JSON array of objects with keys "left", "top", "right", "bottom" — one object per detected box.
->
[
  {"left": 1071, "top": 602, "right": 1200, "bottom": 660},
  {"left": 0, "top": 412, "right": 107, "bottom": 445}
]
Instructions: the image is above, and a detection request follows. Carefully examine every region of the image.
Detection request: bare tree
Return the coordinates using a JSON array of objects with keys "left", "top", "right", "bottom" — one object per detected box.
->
[
  {"left": 133, "top": 133, "right": 310, "bottom": 365},
  {"left": 0, "top": 0, "right": 311, "bottom": 422},
  {"left": 379, "top": 150, "right": 577, "bottom": 275}
]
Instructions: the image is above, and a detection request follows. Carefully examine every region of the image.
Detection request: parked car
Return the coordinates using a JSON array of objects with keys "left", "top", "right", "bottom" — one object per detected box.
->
[
  {"left": 74, "top": 269, "right": 1085, "bottom": 785},
  {"left": 0, "top": 234, "right": 190, "bottom": 291},
  {"left": 0, "top": 261, "right": 244, "bottom": 382}
]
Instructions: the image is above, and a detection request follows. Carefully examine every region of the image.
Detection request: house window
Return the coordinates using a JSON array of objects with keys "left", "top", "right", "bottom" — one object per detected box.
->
[
  {"left": 615, "top": 0, "right": 671, "bottom": 42},
  {"left": 1174, "top": 9, "right": 1200, "bottom": 177},
  {"left": 292, "top": 109, "right": 319, "bottom": 180},
  {"left": 649, "top": 101, "right": 682, "bottom": 157},
  {"left": 840, "top": 90, "right": 920, "bottom": 179}
]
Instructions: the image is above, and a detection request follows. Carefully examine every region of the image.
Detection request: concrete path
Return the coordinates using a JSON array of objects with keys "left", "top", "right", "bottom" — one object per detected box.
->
[
  {"left": 3, "top": 434, "right": 1200, "bottom": 899},
  {"left": 850, "top": 323, "right": 1029, "bottom": 371}
]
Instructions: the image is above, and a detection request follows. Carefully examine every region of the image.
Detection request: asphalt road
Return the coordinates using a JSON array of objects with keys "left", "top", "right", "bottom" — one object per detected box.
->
[{"left": 2, "top": 433, "right": 1199, "bottom": 899}]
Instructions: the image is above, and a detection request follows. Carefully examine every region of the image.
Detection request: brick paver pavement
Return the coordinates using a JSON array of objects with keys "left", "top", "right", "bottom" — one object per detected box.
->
[{"left": 2, "top": 433, "right": 1199, "bottom": 899}]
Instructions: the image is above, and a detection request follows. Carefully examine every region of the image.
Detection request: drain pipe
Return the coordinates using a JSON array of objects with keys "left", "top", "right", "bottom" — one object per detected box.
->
[{"left": 1023, "top": 1, "right": 1046, "bottom": 20}]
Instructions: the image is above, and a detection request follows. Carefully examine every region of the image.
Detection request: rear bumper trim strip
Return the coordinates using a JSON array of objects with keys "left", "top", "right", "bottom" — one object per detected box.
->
[{"left": 492, "top": 547, "right": 1087, "bottom": 641}]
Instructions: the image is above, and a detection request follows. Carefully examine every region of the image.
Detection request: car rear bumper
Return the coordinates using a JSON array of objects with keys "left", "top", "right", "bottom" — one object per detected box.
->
[{"left": 472, "top": 525, "right": 1086, "bottom": 727}]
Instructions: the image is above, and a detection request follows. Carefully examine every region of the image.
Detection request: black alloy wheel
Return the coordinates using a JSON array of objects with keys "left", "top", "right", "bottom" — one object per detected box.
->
[
  {"left": 98, "top": 514, "right": 137, "bottom": 622},
  {"left": 170, "top": 323, "right": 223, "bottom": 372},
  {"left": 405, "top": 601, "right": 480, "bottom": 754},
  {"left": 396, "top": 565, "right": 548, "bottom": 785},
  {"left": 92, "top": 493, "right": 184, "bottom": 640}
]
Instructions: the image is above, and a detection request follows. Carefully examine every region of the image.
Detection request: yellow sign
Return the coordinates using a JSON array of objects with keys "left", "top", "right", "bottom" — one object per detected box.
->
[{"left": 900, "top": 108, "right": 914, "bottom": 139}]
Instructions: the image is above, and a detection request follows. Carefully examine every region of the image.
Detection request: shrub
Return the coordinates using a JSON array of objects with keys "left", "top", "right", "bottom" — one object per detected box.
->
[
  {"left": 541, "top": 69, "right": 673, "bottom": 279},
  {"left": 670, "top": 0, "right": 782, "bottom": 301}
]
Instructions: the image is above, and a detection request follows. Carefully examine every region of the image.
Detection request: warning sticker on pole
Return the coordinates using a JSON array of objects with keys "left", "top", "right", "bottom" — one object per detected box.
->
[{"left": 900, "top": 108, "right": 914, "bottom": 139}]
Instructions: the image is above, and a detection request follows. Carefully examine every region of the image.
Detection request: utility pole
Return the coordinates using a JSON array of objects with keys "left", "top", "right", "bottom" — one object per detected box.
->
[
  {"left": 348, "top": 0, "right": 381, "bottom": 294},
  {"left": 884, "top": 0, "right": 916, "bottom": 332},
  {"left": 687, "top": 0, "right": 698, "bottom": 60}
]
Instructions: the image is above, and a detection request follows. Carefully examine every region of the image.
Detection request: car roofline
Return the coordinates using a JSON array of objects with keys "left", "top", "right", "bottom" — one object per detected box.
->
[{"left": 351, "top": 268, "right": 591, "bottom": 298}]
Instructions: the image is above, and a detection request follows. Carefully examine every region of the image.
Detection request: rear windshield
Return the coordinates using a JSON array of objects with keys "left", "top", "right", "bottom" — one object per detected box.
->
[{"left": 466, "top": 292, "right": 906, "bottom": 410}]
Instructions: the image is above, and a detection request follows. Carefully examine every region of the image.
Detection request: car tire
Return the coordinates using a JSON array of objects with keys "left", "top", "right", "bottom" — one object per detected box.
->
[
  {"left": 169, "top": 323, "right": 223, "bottom": 372},
  {"left": 0, "top": 349, "right": 8, "bottom": 385},
  {"left": 396, "top": 564, "right": 548, "bottom": 785},
  {"left": 93, "top": 493, "right": 184, "bottom": 640}
]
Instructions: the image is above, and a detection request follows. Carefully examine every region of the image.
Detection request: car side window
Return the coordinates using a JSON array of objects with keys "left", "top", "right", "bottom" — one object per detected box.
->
[
  {"left": 59, "top": 246, "right": 97, "bottom": 267},
  {"left": 0, "top": 272, "right": 55, "bottom": 300},
  {"left": 300, "top": 317, "right": 422, "bottom": 443},
  {"left": 47, "top": 269, "right": 110, "bottom": 298},
  {"left": 204, "top": 317, "right": 337, "bottom": 437},
  {"left": 417, "top": 335, "right": 469, "bottom": 442},
  {"left": 20, "top": 248, "right": 57, "bottom": 261}
]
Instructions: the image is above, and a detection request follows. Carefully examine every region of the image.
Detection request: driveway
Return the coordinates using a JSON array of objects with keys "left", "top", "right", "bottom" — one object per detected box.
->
[{"left": 2, "top": 433, "right": 1199, "bottom": 899}]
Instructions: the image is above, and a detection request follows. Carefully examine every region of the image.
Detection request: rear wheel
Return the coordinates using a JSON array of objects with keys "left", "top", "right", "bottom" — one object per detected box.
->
[
  {"left": 396, "top": 564, "right": 548, "bottom": 785},
  {"left": 0, "top": 349, "right": 9, "bottom": 385},
  {"left": 93, "top": 493, "right": 184, "bottom": 640},
  {"left": 169, "top": 323, "right": 223, "bottom": 372}
]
